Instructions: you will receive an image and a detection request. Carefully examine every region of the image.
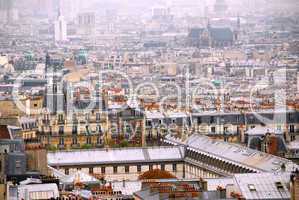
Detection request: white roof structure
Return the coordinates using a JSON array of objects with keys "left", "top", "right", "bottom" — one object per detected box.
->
[
  {"left": 166, "top": 112, "right": 188, "bottom": 118},
  {"left": 205, "top": 173, "right": 291, "bottom": 200},
  {"left": 18, "top": 116, "right": 37, "bottom": 124},
  {"left": 287, "top": 139, "right": 299, "bottom": 150},
  {"left": 48, "top": 146, "right": 184, "bottom": 167},
  {"left": 61, "top": 171, "right": 99, "bottom": 184},
  {"left": 246, "top": 126, "right": 283, "bottom": 136},
  {"left": 234, "top": 173, "right": 291, "bottom": 200},
  {"left": 112, "top": 180, "right": 142, "bottom": 195},
  {"left": 18, "top": 183, "right": 59, "bottom": 200},
  {"left": 205, "top": 177, "right": 236, "bottom": 191},
  {"left": 145, "top": 111, "right": 164, "bottom": 119}
]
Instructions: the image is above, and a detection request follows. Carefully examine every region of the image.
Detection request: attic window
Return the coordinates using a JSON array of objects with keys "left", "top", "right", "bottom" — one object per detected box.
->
[
  {"left": 248, "top": 184, "right": 256, "bottom": 191},
  {"left": 275, "top": 182, "right": 284, "bottom": 190}
]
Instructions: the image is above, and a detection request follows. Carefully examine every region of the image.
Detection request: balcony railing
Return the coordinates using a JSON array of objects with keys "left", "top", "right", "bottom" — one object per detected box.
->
[{"left": 57, "top": 144, "right": 66, "bottom": 149}]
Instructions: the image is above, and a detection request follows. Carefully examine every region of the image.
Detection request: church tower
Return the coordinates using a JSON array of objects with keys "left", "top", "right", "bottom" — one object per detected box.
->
[
  {"left": 44, "top": 53, "right": 65, "bottom": 114},
  {"left": 234, "top": 15, "right": 241, "bottom": 41}
]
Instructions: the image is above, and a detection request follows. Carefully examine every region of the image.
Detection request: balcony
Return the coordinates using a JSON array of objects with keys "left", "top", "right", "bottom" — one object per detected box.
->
[
  {"left": 57, "top": 144, "right": 66, "bottom": 150},
  {"left": 71, "top": 143, "right": 80, "bottom": 149},
  {"left": 95, "top": 143, "right": 104, "bottom": 148},
  {"left": 121, "top": 115, "right": 144, "bottom": 121},
  {"left": 57, "top": 119, "right": 65, "bottom": 125},
  {"left": 42, "top": 119, "right": 50, "bottom": 125}
]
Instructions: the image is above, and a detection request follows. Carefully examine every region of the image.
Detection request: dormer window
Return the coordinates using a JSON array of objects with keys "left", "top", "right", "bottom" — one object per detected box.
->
[
  {"left": 275, "top": 182, "right": 284, "bottom": 190},
  {"left": 248, "top": 184, "right": 256, "bottom": 191}
]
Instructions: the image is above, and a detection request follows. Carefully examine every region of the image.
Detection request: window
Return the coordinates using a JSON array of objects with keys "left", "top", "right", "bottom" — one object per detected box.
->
[
  {"left": 161, "top": 164, "right": 165, "bottom": 171},
  {"left": 237, "top": 126, "right": 240, "bottom": 134},
  {"left": 146, "top": 120, "right": 152, "bottom": 127},
  {"left": 210, "top": 116, "right": 215, "bottom": 124},
  {"left": 236, "top": 115, "right": 240, "bottom": 123},
  {"left": 172, "top": 164, "right": 177, "bottom": 172},
  {"left": 72, "top": 137, "right": 77, "bottom": 145},
  {"left": 87, "top": 137, "right": 92, "bottom": 144},
  {"left": 290, "top": 125, "right": 295, "bottom": 133},
  {"left": 224, "top": 127, "right": 228, "bottom": 133},
  {"left": 58, "top": 114, "right": 64, "bottom": 122},
  {"left": 89, "top": 167, "right": 93, "bottom": 174},
  {"left": 86, "top": 125, "right": 90, "bottom": 134},
  {"left": 29, "top": 191, "right": 54, "bottom": 199},
  {"left": 211, "top": 127, "right": 216, "bottom": 133},
  {"left": 96, "top": 113, "right": 100, "bottom": 121},
  {"left": 197, "top": 117, "right": 202, "bottom": 124},
  {"left": 65, "top": 168, "right": 69, "bottom": 175},
  {"left": 149, "top": 164, "right": 153, "bottom": 170},
  {"left": 73, "top": 114, "right": 78, "bottom": 124},
  {"left": 59, "top": 137, "right": 64, "bottom": 145},
  {"left": 97, "top": 137, "right": 102, "bottom": 144},
  {"left": 15, "top": 160, "right": 21, "bottom": 168},
  {"left": 113, "top": 166, "right": 118, "bottom": 174},
  {"left": 125, "top": 165, "right": 129, "bottom": 173},
  {"left": 58, "top": 126, "right": 64, "bottom": 135},
  {"left": 85, "top": 113, "right": 90, "bottom": 122},
  {"left": 97, "top": 125, "right": 102, "bottom": 134},
  {"left": 101, "top": 166, "right": 105, "bottom": 174},
  {"left": 34, "top": 103, "right": 38, "bottom": 107},
  {"left": 275, "top": 182, "right": 284, "bottom": 190},
  {"left": 137, "top": 165, "right": 141, "bottom": 173},
  {"left": 72, "top": 126, "right": 78, "bottom": 135}
]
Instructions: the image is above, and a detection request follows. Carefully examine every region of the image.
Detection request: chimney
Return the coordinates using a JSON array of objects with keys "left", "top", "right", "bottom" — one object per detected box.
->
[
  {"left": 217, "top": 186, "right": 226, "bottom": 199},
  {"left": 291, "top": 169, "right": 299, "bottom": 200}
]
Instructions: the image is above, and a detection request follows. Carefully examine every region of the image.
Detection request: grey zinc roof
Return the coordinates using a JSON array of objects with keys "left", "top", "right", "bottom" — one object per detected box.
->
[
  {"left": 234, "top": 173, "right": 291, "bottom": 200},
  {"left": 165, "top": 134, "right": 298, "bottom": 173},
  {"left": 205, "top": 177, "right": 236, "bottom": 191},
  {"left": 47, "top": 146, "right": 184, "bottom": 166},
  {"left": 188, "top": 28, "right": 204, "bottom": 38},
  {"left": 210, "top": 28, "right": 234, "bottom": 41},
  {"left": 112, "top": 180, "right": 142, "bottom": 195},
  {"left": 186, "top": 134, "right": 296, "bottom": 172}
]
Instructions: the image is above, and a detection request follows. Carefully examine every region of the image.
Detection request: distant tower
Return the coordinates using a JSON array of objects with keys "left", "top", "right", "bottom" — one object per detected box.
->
[
  {"left": 54, "top": 5, "right": 67, "bottom": 42},
  {"left": 214, "top": 0, "right": 228, "bottom": 15},
  {"left": 44, "top": 52, "right": 65, "bottom": 114},
  {"left": 234, "top": 15, "right": 241, "bottom": 41},
  {"left": 0, "top": 0, "right": 15, "bottom": 24},
  {"left": 45, "top": 52, "right": 51, "bottom": 74}
]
